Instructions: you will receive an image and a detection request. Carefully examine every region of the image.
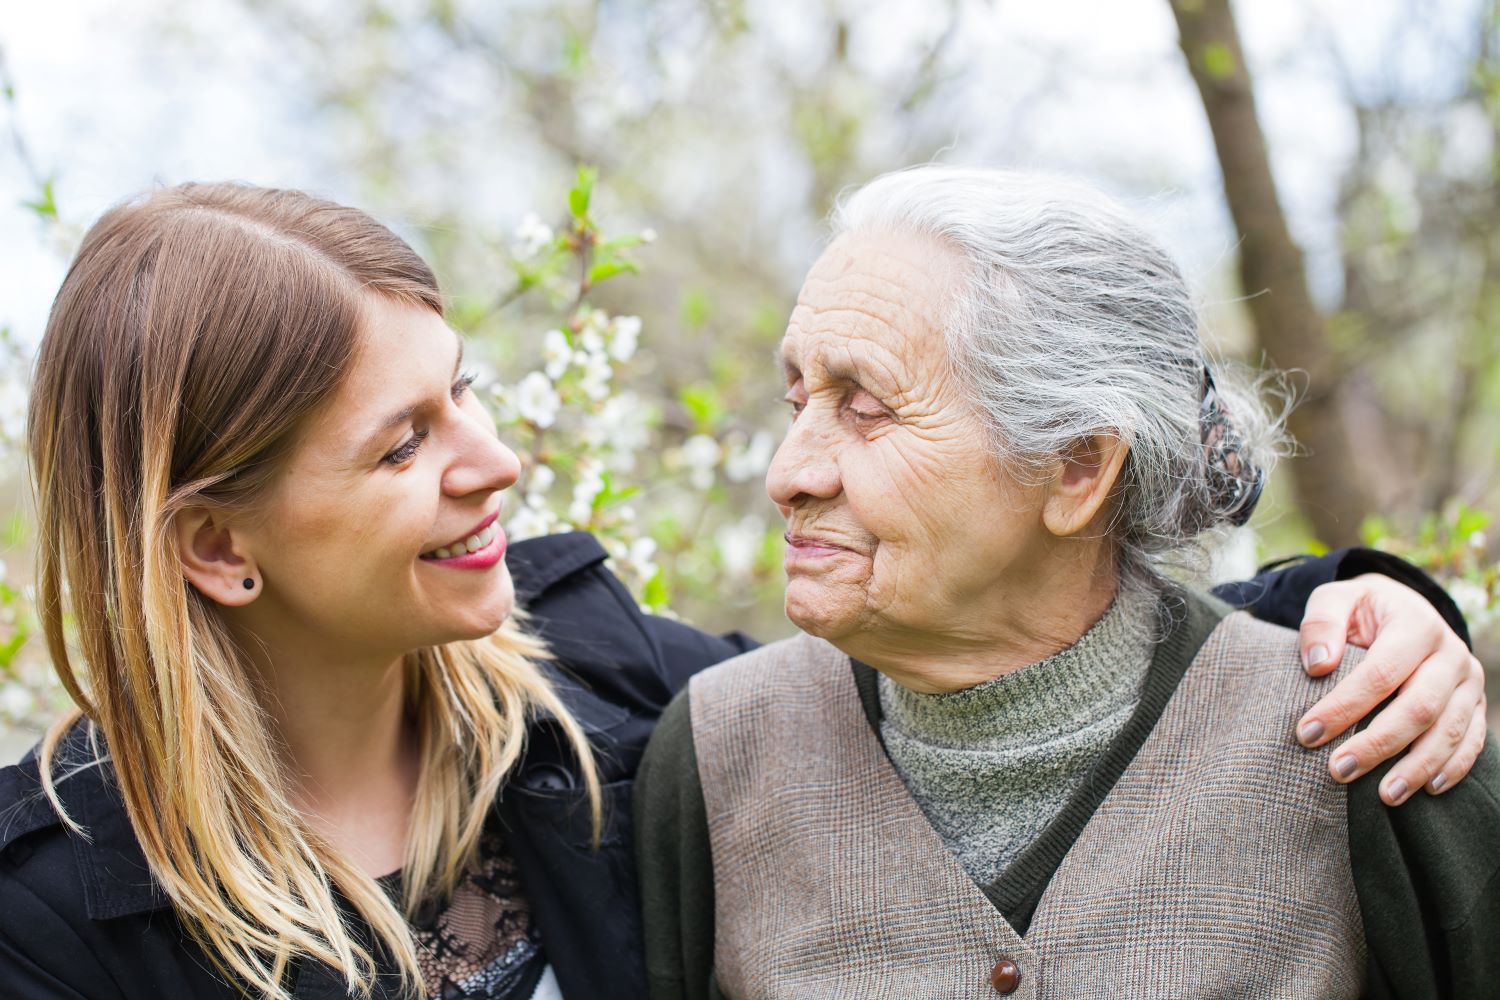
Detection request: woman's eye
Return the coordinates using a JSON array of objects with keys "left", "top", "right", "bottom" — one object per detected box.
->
[
  {"left": 383, "top": 429, "right": 429, "bottom": 466},
  {"left": 453, "top": 370, "right": 478, "bottom": 400},
  {"left": 847, "top": 400, "right": 888, "bottom": 426}
]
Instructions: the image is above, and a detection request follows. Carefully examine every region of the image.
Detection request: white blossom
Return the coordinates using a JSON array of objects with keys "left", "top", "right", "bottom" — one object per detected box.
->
[
  {"left": 488, "top": 383, "right": 520, "bottom": 424},
  {"left": 724, "top": 430, "right": 776, "bottom": 483},
  {"left": 507, "top": 505, "right": 554, "bottom": 542},
  {"left": 1469, "top": 530, "right": 1487, "bottom": 551},
  {"left": 542, "top": 329, "right": 573, "bottom": 379},
  {"left": 515, "top": 371, "right": 561, "bottom": 428},
  {"left": 1446, "top": 578, "right": 1494, "bottom": 628},
  {"left": 580, "top": 326, "right": 607, "bottom": 355},
  {"left": 641, "top": 228, "right": 658, "bottom": 243},
  {"left": 610, "top": 315, "right": 642, "bottom": 362},
  {"left": 512, "top": 212, "right": 554, "bottom": 260},
  {"left": 580, "top": 351, "right": 613, "bottom": 401},
  {"left": 528, "top": 463, "right": 556, "bottom": 496},
  {"left": 716, "top": 515, "right": 765, "bottom": 580},
  {"left": 0, "top": 681, "right": 35, "bottom": 721},
  {"left": 681, "top": 434, "right": 722, "bottom": 490},
  {"left": 597, "top": 393, "right": 651, "bottom": 471},
  {"left": 569, "top": 460, "right": 607, "bottom": 524},
  {"left": 624, "top": 535, "right": 659, "bottom": 581}
]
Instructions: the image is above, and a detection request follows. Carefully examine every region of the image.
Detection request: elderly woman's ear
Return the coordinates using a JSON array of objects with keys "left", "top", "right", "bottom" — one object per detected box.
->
[{"left": 1041, "top": 435, "right": 1132, "bottom": 538}]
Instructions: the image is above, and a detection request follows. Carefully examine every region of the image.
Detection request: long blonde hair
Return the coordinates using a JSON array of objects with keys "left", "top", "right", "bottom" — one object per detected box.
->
[{"left": 27, "top": 182, "right": 601, "bottom": 998}]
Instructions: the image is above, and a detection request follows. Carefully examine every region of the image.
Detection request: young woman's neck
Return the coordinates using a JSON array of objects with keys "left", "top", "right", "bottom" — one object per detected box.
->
[{"left": 235, "top": 627, "right": 421, "bottom": 876}]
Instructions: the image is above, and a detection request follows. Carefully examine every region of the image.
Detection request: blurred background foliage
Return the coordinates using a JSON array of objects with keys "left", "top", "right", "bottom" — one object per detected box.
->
[{"left": 0, "top": 0, "right": 1496, "bottom": 750}]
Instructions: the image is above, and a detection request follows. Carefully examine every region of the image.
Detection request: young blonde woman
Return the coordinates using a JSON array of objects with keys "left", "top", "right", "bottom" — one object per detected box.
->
[{"left": 0, "top": 182, "right": 1484, "bottom": 1000}]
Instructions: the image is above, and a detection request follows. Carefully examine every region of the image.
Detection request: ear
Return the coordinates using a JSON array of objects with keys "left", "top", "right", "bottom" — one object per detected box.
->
[
  {"left": 1042, "top": 434, "right": 1131, "bottom": 538},
  {"left": 174, "top": 506, "right": 260, "bottom": 607}
]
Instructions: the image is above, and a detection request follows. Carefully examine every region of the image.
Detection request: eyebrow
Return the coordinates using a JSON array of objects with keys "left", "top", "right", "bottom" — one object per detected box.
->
[
  {"left": 775, "top": 343, "right": 796, "bottom": 381},
  {"left": 363, "top": 335, "right": 465, "bottom": 453},
  {"left": 777, "top": 340, "right": 892, "bottom": 396}
]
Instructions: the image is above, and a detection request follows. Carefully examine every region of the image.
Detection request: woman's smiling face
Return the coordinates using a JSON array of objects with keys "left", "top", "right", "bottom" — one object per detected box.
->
[{"left": 233, "top": 294, "right": 522, "bottom": 660}]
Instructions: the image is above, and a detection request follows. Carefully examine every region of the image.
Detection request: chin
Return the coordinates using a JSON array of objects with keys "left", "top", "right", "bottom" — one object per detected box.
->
[
  {"left": 444, "top": 572, "right": 516, "bottom": 640},
  {"left": 783, "top": 579, "right": 858, "bottom": 640}
]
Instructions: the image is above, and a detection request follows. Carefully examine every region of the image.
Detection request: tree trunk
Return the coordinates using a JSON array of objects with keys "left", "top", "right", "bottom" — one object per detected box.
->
[{"left": 1169, "top": 0, "right": 1371, "bottom": 546}]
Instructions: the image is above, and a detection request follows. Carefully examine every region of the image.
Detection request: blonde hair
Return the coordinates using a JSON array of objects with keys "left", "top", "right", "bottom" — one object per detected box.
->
[{"left": 27, "top": 182, "right": 601, "bottom": 998}]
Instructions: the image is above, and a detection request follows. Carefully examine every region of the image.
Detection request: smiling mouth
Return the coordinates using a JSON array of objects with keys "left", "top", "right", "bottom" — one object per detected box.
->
[
  {"left": 784, "top": 532, "right": 858, "bottom": 555},
  {"left": 421, "top": 513, "right": 500, "bottom": 560}
]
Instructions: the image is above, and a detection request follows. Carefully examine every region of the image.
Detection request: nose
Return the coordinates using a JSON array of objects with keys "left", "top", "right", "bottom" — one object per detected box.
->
[
  {"left": 765, "top": 412, "right": 841, "bottom": 510},
  {"left": 442, "top": 404, "right": 521, "bottom": 498}
]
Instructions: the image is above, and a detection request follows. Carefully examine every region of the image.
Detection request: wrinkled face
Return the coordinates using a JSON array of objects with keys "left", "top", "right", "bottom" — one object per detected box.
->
[
  {"left": 767, "top": 232, "right": 1051, "bottom": 647},
  {"left": 240, "top": 296, "right": 520, "bottom": 659}
]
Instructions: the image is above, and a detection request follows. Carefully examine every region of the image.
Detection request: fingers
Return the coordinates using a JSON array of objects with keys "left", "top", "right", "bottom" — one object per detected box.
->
[
  {"left": 1426, "top": 658, "right": 1489, "bottom": 796},
  {"left": 1298, "top": 580, "right": 1365, "bottom": 679},
  {"left": 1367, "top": 666, "right": 1485, "bottom": 804},
  {"left": 1296, "top": 625, "right": 1450, "bottom": 748}
]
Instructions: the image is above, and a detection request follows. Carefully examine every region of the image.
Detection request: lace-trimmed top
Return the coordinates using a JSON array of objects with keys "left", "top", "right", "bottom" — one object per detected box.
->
[{"left": 394, "top": 828, "right": 550, "bottom": 999}]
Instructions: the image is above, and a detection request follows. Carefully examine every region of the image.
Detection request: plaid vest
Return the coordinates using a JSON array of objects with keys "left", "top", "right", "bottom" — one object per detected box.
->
[{"left": 689, "top": 611, "right": 1367, "bottom": 999}]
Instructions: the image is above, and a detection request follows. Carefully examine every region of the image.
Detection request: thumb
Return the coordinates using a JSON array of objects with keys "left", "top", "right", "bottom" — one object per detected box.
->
[{"left": 1297, "top": 579, "right": 1362, "bottom": 678}]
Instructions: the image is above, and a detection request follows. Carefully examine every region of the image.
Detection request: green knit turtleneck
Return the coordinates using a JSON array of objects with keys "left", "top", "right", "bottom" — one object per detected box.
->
[{"left": 878, "top": 587, "right": 1157, "bottom": 888}]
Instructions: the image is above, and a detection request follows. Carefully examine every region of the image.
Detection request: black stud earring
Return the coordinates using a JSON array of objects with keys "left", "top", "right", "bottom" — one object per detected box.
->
[{"left": 243, "top": 578, "right": 255, "bottom": 590}]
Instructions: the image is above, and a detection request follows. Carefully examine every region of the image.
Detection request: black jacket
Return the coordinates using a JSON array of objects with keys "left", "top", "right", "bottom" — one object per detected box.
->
[{"left": 0, "top": 533, "right": 1466, "bottom": 999}]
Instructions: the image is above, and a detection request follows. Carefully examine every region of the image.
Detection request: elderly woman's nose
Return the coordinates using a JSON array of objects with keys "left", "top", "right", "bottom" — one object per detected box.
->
[
  {"left": 443, "top": 408, "right": 521, "bottom": 497},
  {"left": 766, "top": 422, "right": 841, "bottom": 507}
]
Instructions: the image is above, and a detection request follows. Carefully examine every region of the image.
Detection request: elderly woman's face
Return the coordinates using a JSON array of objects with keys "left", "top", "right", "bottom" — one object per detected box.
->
[{"left": 767, "top": 233, "right": 1054, "bottom": 648}]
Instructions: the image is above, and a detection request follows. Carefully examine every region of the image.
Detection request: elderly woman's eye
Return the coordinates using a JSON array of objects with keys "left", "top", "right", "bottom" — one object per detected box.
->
[{"left": 782, "top": 381, "right": 808, "bottom": 418}]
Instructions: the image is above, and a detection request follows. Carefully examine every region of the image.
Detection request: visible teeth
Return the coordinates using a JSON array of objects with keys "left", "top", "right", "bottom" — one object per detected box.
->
[{"left": 425, "top": 523, "right": 497, "bottom": 560}]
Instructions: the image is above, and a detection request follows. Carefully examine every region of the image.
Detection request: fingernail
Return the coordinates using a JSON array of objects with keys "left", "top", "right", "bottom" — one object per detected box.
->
[
  {"left": 1298, "top": 719, "right": 1324, "bottom": 745},
  {"left": 1306, "top": 644, "right": 1330, "bottom": 669},
  {"left": 1430, "top": 772, "right": 1447, "bottom": 793},
  {"left": 1334, "top": 754, "right": 1358, "bottom": 779},
  {"left": 1385, "top": 777, "right": 1408, "bottom": 804}
]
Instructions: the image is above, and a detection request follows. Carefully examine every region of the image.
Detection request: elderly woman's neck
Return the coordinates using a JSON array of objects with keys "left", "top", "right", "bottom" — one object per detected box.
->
[{"left": 840, "top": 560, "right": 1124, "bottom": 695}]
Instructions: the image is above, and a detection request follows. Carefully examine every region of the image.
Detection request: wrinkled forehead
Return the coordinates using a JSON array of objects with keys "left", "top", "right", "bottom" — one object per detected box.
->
[{"left": 779, "top": 232, "right": 961, "bottom": 382}]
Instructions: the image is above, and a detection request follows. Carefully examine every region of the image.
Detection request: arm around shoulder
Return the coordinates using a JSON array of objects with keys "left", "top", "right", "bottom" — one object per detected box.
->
[
  {"left": 634, "top": 687, "right": 717, "bottom": 1000},
  {"left": 1349, "top": 730, "right": 1500, "bottom": 999}
]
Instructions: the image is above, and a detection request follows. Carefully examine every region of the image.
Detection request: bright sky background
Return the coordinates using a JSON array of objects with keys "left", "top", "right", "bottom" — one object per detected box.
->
[{"left": 0, "top": 0, "right": 1480, "bottom": 348}]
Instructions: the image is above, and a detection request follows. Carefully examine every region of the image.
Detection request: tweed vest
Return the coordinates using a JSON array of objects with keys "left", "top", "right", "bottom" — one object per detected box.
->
[{"left": 689, "top": 610, "right": 1368, "bottom": 999}]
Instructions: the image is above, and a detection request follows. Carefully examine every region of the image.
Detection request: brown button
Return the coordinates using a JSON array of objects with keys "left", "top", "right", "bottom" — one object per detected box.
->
[{"left": 990, "top": 958, "right": 1021, "bottom": 994}]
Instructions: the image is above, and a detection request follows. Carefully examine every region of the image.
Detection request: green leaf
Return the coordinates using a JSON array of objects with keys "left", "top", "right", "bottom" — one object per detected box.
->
[
  {"left": 679, "top": 384, "right": 725, "bottom": 433},
  {"left": 22, "top": 177, "right": 58, "bottom": 221},
  {"left": 641, "top": 569, "right": 670, "bottom": 611},
  {"left": 599, "top": 234, "right": 646, "bottom": 251},
  {"left": 1455, "top": 504, "right": 1490, "bottom": 540},
  {"left": 599, "top": 485, "right": 642, "bottom": 509},
  {"left": 568, "top": 165, "right": 597, "bottom": 220},
  {"left": 5, "top": 512, "right": 28, "bottom": 549},
  {"left": 587, "top": 258, "right": 638, "bottom": 284},
  {"left": 563, "top": 27, "right": 590, "bottom": 76},
  {"left": 680, "top": 288, "right": 712, "bottom": 329},
  {"left": 1200, "top": 42, "right": 1236, "bottom": 81},
  {"left": 1359, "top": 515, "right": 1390, "bottom": 548}
]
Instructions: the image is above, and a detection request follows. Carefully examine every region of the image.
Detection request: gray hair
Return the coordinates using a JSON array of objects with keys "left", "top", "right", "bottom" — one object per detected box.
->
[{"left": 832, "top": 165, "right": 1288, "bottom": 593}]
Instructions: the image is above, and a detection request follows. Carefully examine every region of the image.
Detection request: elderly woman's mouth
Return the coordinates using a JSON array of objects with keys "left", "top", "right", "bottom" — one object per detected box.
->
[{"left": 783, "top": 533, "right": 861, "bottom": 561}]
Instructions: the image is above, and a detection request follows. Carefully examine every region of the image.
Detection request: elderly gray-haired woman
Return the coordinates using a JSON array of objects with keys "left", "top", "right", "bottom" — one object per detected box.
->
[{"left": 634, "top": 167, "right": 1500, "bottom": 999}]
